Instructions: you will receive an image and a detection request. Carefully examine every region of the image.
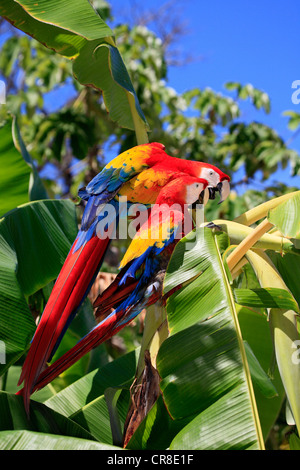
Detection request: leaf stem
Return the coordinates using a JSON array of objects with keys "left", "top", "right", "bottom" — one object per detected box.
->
[
  {"left": 234, "top": 191, "right": 300, "bottom": 226},
  {"left": 136, "top": 302, "right": 168, "bottom": 380},
  {"left": 227, "top": 218, "right": 273, "bottom": 272},
  {"left": 231, "top": 256, "right": 249, "bottom": 280}
]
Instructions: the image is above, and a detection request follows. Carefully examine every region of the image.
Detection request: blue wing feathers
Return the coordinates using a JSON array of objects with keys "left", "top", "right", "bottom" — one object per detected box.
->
[
  {"left": 119, "top": 246, "right": 154, "bottom": 285},
  {"left": 80, "top": 161, "right": 139, "bottom": 199},
  {"left": 74, "top": 197, "right": 120, "bottom": 252}
]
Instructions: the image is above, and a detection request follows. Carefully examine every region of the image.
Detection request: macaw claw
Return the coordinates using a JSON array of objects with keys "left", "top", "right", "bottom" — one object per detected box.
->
[{"left": 205, "top": 222, "right": 223, "bottom": 232}]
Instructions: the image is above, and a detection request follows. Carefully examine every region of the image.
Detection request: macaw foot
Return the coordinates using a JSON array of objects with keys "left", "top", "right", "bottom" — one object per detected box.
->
[{"left": 205, "top": 222, "right": 223, "bottom": 231}]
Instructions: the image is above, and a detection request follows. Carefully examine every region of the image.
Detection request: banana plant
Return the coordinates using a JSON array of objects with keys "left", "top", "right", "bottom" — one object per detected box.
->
[
  {"left": 125, "top": 189, "right": 300, "bottom": 450},
  {"left": 152, "top": 189, "right": 300, "bottom": 449}
]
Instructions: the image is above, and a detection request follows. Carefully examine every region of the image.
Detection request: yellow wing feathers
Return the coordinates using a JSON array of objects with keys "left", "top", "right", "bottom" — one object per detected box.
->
[
  {"left": 119, "top": 168, "right": 180, "bottom": 204},
  {"left": 119, "top": 213, "right": 176, "bottom": 268}
]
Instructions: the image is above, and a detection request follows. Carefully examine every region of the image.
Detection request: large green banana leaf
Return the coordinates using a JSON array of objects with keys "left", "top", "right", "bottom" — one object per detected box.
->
[
  {"left": 237, "top": 306, "right": 285, "bottom": 439},
  {"left": 0, "top": 430, "right": 120, "bottom": 450},
  {"left": 268, "top": 252, "right": 300, "bottom": 307},
  {"left": 0, "top": 121, "right": 30, "bottom": 217},
  {"left": 39, "top": 349, "right": 139, "bottom": 445},
  {"left": 0, "top": 199, "right": 78, "bottom": 375},
  {"left": 268, "top": 192, "right": 300, "bottom": 241},
  {"left": 0, "top": 390, "right": 122, "bottom": 449},
  {"left": 0, "top": 0, "right": 148, "bottom": 132},
  {"left": 156, "top": 228, "right": 265, "bottom": 450},
  {"left": 0, "top": 390, "right": 95, "bottom": 440},
  {"left": 2, "top": 349, "right": 139, "bottom": 448},
  {"left": 0, "top": 119, "right": 47, "bottom": 217}
]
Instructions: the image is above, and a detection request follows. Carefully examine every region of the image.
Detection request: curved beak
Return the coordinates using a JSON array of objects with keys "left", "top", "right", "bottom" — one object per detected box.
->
[{"left": 217, "top": 180, "right": 231, "bottom": 204}]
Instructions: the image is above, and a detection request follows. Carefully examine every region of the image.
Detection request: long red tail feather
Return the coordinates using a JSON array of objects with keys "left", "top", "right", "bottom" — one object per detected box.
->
[
  {"left": 24, "top": 283, "right": 162, "bottom": 396},
  {"left": 18, "top": 233, "right": 110, "bottom": 414},
  {"left": 27, "top": 307, "right": 129, "bottom": 394},
  {"left": 93, "top": 269, "right": 139, "bottom": 320}
]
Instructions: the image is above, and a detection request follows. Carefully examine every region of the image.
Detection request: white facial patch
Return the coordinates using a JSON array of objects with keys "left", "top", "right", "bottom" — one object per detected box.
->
[
  {"left": 186, "top": 182, "right": 205, "bottom": 205},
  {"left": 199, "top": 167, "right": 219, "bottom": 187}
]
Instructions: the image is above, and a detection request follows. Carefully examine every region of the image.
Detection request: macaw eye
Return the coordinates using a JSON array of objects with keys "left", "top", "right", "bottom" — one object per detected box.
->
[
  {"left": 195, "top": 183, "right": 200, "bottom": 188},
  {"left": 209, "top": 170, "right": 214, "bottom": 176}
]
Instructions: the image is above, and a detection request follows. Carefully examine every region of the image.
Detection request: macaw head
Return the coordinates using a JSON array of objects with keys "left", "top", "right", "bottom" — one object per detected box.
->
[
  {"left": 185, "top": 178, "right": 210, "bottom": 206},
  {"left": 198, "top": 164, "right": 231, "bottom": 204},
  {"left": 156, "top": 176, "right": 209, "bottom": 208}
]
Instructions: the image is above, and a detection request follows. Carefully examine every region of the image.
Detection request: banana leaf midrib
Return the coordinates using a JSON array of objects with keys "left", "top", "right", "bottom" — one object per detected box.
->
[{"left": 212, "top": 230, "right": 265, "bottom": 449}]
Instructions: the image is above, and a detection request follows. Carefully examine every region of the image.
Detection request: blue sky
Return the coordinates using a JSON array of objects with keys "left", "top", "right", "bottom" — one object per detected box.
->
[{"left": 109, "top": 0, "right": 300, "bottom": 190}]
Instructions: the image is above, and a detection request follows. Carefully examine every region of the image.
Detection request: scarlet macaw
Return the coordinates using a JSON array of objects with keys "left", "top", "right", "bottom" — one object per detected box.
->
[
  {"left": 19, "top": 175, "right": 209, "bottom": 408},
  {"left": 18, "top": 142, "right": 230, "bottom": 410}
]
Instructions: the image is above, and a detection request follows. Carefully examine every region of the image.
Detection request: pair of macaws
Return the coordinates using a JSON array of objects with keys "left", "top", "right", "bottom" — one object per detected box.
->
[{"left": 17, "top": 142, "right": 230, "bottom": 414}]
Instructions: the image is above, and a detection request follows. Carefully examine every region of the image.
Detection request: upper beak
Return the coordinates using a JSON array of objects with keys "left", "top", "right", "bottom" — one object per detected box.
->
[{"left": 216, "top": 180, "right": 230, "bottom": 204}]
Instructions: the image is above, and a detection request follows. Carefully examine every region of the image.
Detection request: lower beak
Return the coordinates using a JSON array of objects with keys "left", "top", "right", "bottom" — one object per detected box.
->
[
  {"left": 191, "top": 188, "right": 210, "bottom": 209},
  {"left": 208, "top": 187, "right": 217, "bottom": 200},
  {"left": 217, "top": 180, "right": 230, "bottom": 204},
  {"left": 198, "top": 187, "right": 209, "bottom": 206}
]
